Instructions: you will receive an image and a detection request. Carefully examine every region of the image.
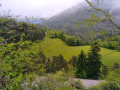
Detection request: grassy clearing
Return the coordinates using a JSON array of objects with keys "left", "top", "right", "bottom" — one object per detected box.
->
[{"left": 37, "top": 37, "right": 120, "bottom": 66}]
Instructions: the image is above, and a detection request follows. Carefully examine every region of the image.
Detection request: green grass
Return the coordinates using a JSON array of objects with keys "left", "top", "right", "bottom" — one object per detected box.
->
[{"left": 38, "top": 37, "right": 120, "bottom": 66}]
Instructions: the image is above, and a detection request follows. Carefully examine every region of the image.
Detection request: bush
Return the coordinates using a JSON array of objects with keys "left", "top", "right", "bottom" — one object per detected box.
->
[
  {"left": 46, "top": 55, "right": 68, "bottom": 73},
  {"left": 100, "top": 64, "right": 108, "bottom": 79},
  {"left": 112, "top": 62, "right": 120, "bottom": 70},
  {"left": 89, "top": 81, "right": 120, "bottom": 90},
  {"left": 31, "top": 74, "right": 75, "bottom": 90},
  {"left": 106, "top": 68, "right": 120, "bottom": 83},
  {"left": 74, "top": 81, "right": 85, "bottom": 89},
  {"left": 0, "top": 40, "right": 47, "bottom": 89},
  {"left": 68, "top": 56, "right": 78, "bottom": 67},
  {"left": 31, "top": 73, "right": 85, "bottom": 90}
]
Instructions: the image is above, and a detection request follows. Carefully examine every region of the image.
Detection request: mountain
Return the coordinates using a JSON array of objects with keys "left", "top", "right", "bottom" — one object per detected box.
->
[{"left": 43, "top": 3, "right": 120, "bottom": 39}]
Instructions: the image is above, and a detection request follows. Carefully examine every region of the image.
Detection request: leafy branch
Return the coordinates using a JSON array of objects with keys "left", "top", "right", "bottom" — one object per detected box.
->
[{"left": 80, "top": 0, "right": 120, "bottom": 30}]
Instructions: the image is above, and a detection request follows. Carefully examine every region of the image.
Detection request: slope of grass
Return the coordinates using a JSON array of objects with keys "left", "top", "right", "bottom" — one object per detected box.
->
[{"left": 39, "top": 37, "right": 120, "bottom": 66}]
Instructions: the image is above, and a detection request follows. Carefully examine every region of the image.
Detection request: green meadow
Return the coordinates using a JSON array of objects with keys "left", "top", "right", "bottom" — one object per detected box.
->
[{"left": 38, "top": 37, "right": 120, "bottom": 66}]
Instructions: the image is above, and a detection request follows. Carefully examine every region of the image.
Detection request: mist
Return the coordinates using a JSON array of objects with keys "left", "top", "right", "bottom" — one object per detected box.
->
[
  {"left": 93, "top": 0, "right": 120, "bottom": 16},
  {"left": 0, "top": 0, "right": 84, "bottom": 18},
  {"left": 0, "top": 0, "right": 120, "bottom": 19}
]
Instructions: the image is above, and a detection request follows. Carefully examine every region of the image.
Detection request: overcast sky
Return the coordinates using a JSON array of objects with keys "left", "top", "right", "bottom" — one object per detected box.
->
[
  {"left": 0, "top": 0, "right": 85, "bottom": 18},
  {"left": 0, "top": 0, "right": 120, "bottom": 19}
]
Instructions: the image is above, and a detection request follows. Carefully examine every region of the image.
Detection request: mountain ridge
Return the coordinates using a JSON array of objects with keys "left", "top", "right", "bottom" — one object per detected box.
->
[{"left": 43, "top": 2, "right": 120, "bottom": 39}]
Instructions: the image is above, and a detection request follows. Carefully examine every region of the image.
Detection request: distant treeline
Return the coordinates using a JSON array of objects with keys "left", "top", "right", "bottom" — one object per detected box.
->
[{"left": 47, "top": 30, "right": 89, "bottom": 46}]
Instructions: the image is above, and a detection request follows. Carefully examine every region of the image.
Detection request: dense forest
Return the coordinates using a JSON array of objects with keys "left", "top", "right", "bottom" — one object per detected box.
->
[{"left": 0, "top": 0, "right": 120, "bottom": 89}]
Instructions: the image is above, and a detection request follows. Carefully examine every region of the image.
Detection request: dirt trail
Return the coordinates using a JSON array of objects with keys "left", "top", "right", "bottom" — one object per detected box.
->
[{"left": 80, "top": 79, "right": 104, "bottom": 89}]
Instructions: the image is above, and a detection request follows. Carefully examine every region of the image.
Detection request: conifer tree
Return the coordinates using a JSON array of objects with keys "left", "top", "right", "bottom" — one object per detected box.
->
[
  {"left": 75, "top": 50, "right": 87, "bottom": 78},
  {"left": 86, "top": 42, "right": 101, "bottom": 79}
]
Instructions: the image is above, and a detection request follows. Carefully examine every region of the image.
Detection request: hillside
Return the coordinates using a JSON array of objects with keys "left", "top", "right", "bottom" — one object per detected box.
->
[
  {"left": 1, "top": 0, "right": 120, "bottom": 89},
  {"left": 39, "top": 37, "right": 120, "bottom": 66},
  {"left": 43, "top": 3, "right": 120, "bottom": 39}
]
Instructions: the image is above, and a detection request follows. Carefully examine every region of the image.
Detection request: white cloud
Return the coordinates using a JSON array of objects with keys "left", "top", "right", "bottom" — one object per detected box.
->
[{"left": 0, "top": 0, "right": 84, "bottom": 18}]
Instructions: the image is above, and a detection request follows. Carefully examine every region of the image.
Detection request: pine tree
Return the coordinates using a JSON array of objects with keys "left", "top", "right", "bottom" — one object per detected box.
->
[
  {"left": 75, "top": 50, "right": 87, "bottom": 78},
  {"left": 86, "top": 42, "right": 101, "bottom": 79}
]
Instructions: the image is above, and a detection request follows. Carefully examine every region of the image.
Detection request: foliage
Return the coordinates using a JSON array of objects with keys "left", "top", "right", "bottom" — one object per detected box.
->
[
  {"left": 46, "top": 55, "right": 68, "bottom": 73},
  {"left": 75, "top": 50, "right": 87, "bottom": 78},
  {"left": 106, "top": 68, "right": 120, "bottom": 84},
  {"left": 74, "top": 43, "right": 102, "bottom": 79},
  {"left": 89, "top": 81, "right": 120, "bottom": 90},
  {"left": 0, "top": 40, "right": 47, "bottom": 89},
  {"left": 43, "top": 1, "right": 120, "bottom": 50},
  {"left": 82, "top": 0, "right": 120, "bottom": 51},
  {"left": 86, "top": 42, "right": 102, "bottom": 79},
  {"left": 40, "top": 37, "right": 120, "bottom": 66},
  {"left": 0, "top": 17, "right": 45, "bottom": 43},
  {"left": 31, "top": 72, "right": 85, "bottom": 90},
  {"left": 23, "top": 23, "right": 45, "bottom": 42},
  {"left": 85, "top": 0, "right": 120, "bottom": 29},
  {"left": 68, "top": 55, "right": 78, "bottom": 67},
  {"left": 84, "top": 0, "right": 120, "bottom": 82},
  {"left": 100, "top": 64, "right": 108, "bottom": 79},
  {"left": 0, "top": 17, "right": 47, "bottom": 89},
  {"left": 47, "top": 30, "right": 88, "bottom": 46},
  {"left": 112, "top": 62, "right": 120, "bottom": 70}
]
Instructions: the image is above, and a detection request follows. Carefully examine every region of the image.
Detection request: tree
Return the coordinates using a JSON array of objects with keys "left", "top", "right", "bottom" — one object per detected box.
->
[
  {"left": 75, "top": 50, "right": 87, "bottom": 78},
  {"left": 84, "top": 0, "right": 120, "bottom": 30},
  {"left": 50, "top": 55, "right": 68, "bottom": 73},
  {"left": 86, "top": 42, "right": 102, "bottom": 79},
  {"left": 68, "top": 55, "right": 78, "bottom": 67},
  {"left": 101, "top": 64, "right": 108, "bottom": 78}
]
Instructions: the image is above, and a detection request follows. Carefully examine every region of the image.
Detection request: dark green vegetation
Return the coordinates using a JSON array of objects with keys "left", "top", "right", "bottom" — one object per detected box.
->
[
  {"left": 40, "top": 37, "right": 120, "bottom": 66},
  {"left": 89, "top": 81, "right": 120, "bottom": 90},
  {"left": 75, "top": 43, "right": 102, "bottom": 79},
  {"left": 0, "top": 17, "right": 46, "bottom": 89},
  {"left": 0, "top": 16, "right": 120, "bottom": 89},
  {"left": 43, "top": 2, "right": 120, "bottom": 51},
  {"left": 47, "top": 30, "right": 88, "bottom": 46},
  {"left": 0, "top": 0, "right": 120, "bottom": 89},
  {"left": 0, "top": 17, "right": 45, "bottom": 43},
  {"left": 0, "top": 17, "right": 86, "bottom": 89}
]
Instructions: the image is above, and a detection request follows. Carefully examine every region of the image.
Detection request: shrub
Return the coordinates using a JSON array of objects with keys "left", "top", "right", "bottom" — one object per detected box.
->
[
  {"left": 112, "top": 62, "right": 120, "bottom": 70},
  {"left": 100, "top": 64, "right": 108, "bottom": 79},
  {"left": 0, "top": 40, "right": 47, "bottom": 89},
  {"left": 31, "top": 74, "right": 75, "bottom": 90},
  {"left": 74, "top": 81, "right": 85, "bottom": 89},
  {"left": 68, "top": 55, "right": 78, "bottom": 67},
  {"left": 89, "top": 81, "right": 120, "bottom": 90},
  {"left": 46, "top": 55, "right": 68, "bottom": 73},
  {"left": 75, "top": 50, "right": 87, "bottom": 79}
]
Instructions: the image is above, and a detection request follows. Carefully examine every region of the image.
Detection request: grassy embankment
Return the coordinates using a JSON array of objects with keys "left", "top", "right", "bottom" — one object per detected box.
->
[{"left": 38, "top": 37, "right": 120, "bottom": 66}]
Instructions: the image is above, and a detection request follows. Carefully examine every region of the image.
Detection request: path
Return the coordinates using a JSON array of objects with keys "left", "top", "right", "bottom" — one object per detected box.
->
[{"left": 80, "top": 79, "right": 104, "bottom": 89}]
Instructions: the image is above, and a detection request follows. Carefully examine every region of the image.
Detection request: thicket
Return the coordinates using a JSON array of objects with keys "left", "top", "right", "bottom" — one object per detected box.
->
[
  {"left": 69, "top": 42, "right": 108, "bottom": 79},
  {"left": 0, "top": 16, "right": 47, "bottom": 89},
  {"left": 46, "top": 55, "right": 68, "bottom": 73},
  {"left": 0, "top": 19, "right": 70, "bottom": 89},
  {"left": 106, "top": 63, "right": 120, "bottom": 84},
  {"left": 0, "top": 17, "right": 84, "bottom": 89},
  {"left": 89, "top": 81, "right": 120, "bottom": 90},
  {"left": 46, "top": 30, "right": 120, "bottom": 52},
  {"left": 0, "top": 16, "right": 118, "bottom": 89},
  {"left": 47, "top": 30, "right": 89, "bottom": 46},
  {"left": 0, "top": 17, "right": 45, "bottom": 43}
]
